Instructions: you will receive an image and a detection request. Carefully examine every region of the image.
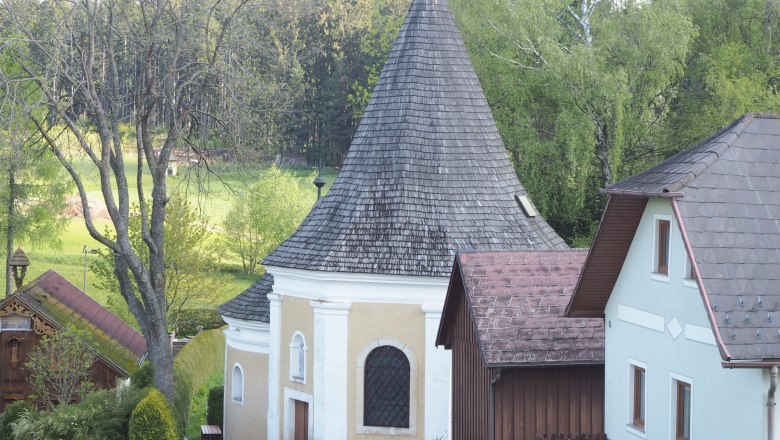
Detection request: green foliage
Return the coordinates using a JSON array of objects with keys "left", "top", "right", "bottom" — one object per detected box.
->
[
  {"left": 172, "top": 328, "right": 226, "bottom": 438},
  {"left": 8, "top": 387, "right": 148, "bottom": 440},
  {"left": 222, "top": 166, "right": 315, "bottom": 274},
  {"left": 130, "top": 362, "right": 154, "bottom": 390},
  {"left": 176, "top": 308, "right": 225, "bottom": 338},
  {"left": 92, "top": 195, "right": 224, "bottom": 332},
  {"left": 0, "top": 400, "right": 33, "bottom": 440},
  {"left": 24, "top": 326, "right": 95, "bottom": 409},
  {"left": 206, "top": 386, "right": 224, "bottom": 428},
  {"left": 186, "top": 372, "right": 224, "bottom": 439},
  {"left": 129, "top": 389, "right": 177, "bottom": 440},
  {"left": 450, "top": 0, "right": 696, "bottom": 243}
]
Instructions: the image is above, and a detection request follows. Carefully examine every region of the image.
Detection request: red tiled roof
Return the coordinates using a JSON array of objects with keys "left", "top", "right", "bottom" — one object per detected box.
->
[
  {"left": 20, "top": 270, "right": 146, "bottom": 356},
  {"left": 450, "top": 250, "right": 604, "bottom": 367}
]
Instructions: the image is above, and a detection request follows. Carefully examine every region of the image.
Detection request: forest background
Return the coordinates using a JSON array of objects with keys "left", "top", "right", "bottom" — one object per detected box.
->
[{"left": 1, "top": 0, "right": 778, "bottom": 322}]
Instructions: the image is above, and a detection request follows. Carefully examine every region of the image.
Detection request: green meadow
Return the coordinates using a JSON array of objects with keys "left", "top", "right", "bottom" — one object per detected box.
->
[{"left": 3, "top": 156, "right": 338, "bottom": 310}]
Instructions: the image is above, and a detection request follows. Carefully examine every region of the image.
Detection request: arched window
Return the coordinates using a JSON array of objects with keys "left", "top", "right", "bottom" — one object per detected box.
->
[
  {"left": 364, "top": 346, "right": 409, "bottom": 428},
  {"left": 289, "top": 332, "right": 307, "bottom": 383},
  {"left": 232, "top": 363, "right": 244, "bottom": 404}
]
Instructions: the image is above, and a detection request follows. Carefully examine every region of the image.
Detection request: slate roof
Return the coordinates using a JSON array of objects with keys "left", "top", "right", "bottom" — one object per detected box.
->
[
  {"left": 439, "top": 250, "right": 603, "bottom": 367},
  {"left": 573, "top": 113, "right": 780, "bottom": 362},
  {"left": 261, "top": 0, "right": 565, "bottom": 278},
  {"left": 216, "top": 274, "right": 272, "bottom": 323}
]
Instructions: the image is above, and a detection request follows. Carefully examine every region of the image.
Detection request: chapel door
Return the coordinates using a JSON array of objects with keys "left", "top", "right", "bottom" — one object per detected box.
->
[{"left": 294, "top": 399, "right": 309, "bottom": 440}]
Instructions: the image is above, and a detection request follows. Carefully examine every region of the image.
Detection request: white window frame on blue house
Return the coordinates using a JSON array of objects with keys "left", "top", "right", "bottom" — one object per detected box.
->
[{"left": 651, "top": 214, "right": 673, "bottom": 282}]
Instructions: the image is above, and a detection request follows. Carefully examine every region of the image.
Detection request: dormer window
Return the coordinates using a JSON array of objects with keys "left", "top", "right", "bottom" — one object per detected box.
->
[
  {"left": 289, "top": 332, "right": 307, "bottom": 383},
  {"left": 655, "top": 218, "right": 671, "bottom": 275}
]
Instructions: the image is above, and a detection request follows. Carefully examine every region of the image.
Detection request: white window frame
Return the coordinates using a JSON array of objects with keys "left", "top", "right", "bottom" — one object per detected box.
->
[
  {"left": 651, "top": 214, "right": 673, "bottom": 282},
  {"left": 670, "top": 373, "right": 693, "bottom": 440},
  {"left": 682, "top": 254, "right": 698, "bottom": 289},
  {"left": 289, "top": 331, "right": 307, "bottom": 384},
  {"left": 627, "top": 358, "right": 648, "bottom": 438},
  {"left": 355, "top": 338, "right": 417, "bottom": 436},
  {"left": 231, "top": 363, "right": 244, "bottom": 405}
]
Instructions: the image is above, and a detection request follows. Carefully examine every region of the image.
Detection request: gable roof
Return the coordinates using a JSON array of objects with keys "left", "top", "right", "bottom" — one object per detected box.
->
[
  {"left": 261, "top": 0, "right": 565, "bottom": 278},
  {"left": 569, "top": 113, "right": 780, "bottom": 362},
  {"left": 216, "top": 273, "right": 272, "bottom": 322},
  {"left": 438, "top": 250, "right": 603, "bottom": 367},
  {"left": 11, "top": 270, "right": 146, "bottom": 372}
]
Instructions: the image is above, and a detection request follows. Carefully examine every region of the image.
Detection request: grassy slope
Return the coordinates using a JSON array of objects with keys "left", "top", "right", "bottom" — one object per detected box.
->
[{"left": 3, "top": 157, "right": 338, "bottom": 308}]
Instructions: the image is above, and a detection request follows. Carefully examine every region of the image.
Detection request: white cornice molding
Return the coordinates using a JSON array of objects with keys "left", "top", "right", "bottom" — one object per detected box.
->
[
  {"left": 223, "top": 316, "right": 271, "bottom": 354},
  {"left": 265, "top": 265, "right": 449, "bottom": 304}
]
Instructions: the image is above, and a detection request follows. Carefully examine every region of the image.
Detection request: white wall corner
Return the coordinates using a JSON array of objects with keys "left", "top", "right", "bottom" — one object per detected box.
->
[
  {"left": 312, "top": 300, "right": 351, "bottom": 439},
  {"left": 422, "top": 303, "right": 451, "bottom": 440},
  {"left": 267, "top": 293, "right": 283, "bottom": 440}
]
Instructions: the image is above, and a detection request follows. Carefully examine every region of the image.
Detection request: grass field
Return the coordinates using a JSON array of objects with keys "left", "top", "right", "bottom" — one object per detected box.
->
[{"left": 2, "top": 158, "right": 339, "bottom": 314}]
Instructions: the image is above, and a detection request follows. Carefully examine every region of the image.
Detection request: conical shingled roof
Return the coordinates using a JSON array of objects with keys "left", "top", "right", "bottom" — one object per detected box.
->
[{"left": 262, "top": 0, "right": 565, "bottom": 277}]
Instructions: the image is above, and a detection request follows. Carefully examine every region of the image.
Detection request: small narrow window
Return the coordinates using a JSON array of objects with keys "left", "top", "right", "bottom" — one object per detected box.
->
[
  {"left": 631, "top": 365, "right": 646, "bottom": 430},
  {"left": 232, "top": 364, "right": 244, "bottom": 404},
  {"left": 289, "top": 332, "right": 307, "bottom": 383},
  {"left": 656, "top": 219, "right": 670, "bottom": 275},
  {"left": 675, "top": 380, "right": 692, "bottom": 440},
  {"left": 684, "top": 256, "right": 695, "bottom": 280}
]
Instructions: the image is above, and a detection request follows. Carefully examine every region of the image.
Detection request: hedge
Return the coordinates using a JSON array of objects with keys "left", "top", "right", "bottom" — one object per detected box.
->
[
  {"left": 129, "top": 389, "right": 176, "bottom": 440},
  {"left": 173, "top": 326, "right": 225, "bottom": 437},
  {"left": 206, "top": 386, "right": 224, "bottom": 428}
]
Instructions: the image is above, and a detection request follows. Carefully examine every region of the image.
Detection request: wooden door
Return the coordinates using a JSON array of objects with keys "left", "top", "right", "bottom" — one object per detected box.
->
[{"left": 294, "top": 399, "right": 309, "bottom": 440}]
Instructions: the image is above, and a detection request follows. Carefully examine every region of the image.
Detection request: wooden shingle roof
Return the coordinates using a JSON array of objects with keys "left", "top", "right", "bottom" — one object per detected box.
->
[
  {"left": 262, "top": 0, "right": 565, "bottom": 277},
  {"left": 437, "top": 250, "right": 603, "bottom": 367},
  {"left": 570, "top": 113, "right": 780, "bottom": 362},
  {"left": 216, "top": 274, "right": 272, "bottom": 323}
]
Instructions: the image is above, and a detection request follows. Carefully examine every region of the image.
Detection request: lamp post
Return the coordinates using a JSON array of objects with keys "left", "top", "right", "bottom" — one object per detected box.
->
[{"left": 82, "top": 245, "right": 97, "bottom": 293}]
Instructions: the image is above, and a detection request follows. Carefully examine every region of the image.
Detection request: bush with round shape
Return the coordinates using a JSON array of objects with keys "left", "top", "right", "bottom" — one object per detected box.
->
[{"left": 129, "top": 388, "right": 177, "bottom": 440}]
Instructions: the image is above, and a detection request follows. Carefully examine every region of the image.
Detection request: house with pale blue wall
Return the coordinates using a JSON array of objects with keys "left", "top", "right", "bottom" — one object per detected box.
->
[{"left": 567, "top": 113, "right": 780, "bottom": 440}]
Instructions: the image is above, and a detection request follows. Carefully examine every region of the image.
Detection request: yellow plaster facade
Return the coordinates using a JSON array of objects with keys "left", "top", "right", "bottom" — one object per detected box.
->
[{"left": 224, "top": 345, "right": 269, "bottom": 440}]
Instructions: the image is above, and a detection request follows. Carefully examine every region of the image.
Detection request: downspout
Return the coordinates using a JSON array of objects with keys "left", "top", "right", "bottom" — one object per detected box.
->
[
  {"left": 770, "top": 366, "right": 778, "bottom": 440},
  {"left": 489, "top": 368, "right": 502, "bottom": 440}
]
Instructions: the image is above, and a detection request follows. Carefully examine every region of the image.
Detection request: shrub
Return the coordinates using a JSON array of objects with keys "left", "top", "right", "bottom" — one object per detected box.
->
[
  {"left": 129, "top": 389, "right": 176, "bottom": 440},
  {"left": 206, "top": 386, "right": 224, "bottom": 428},
  {"left": 0, "top": 400, "right": 34, "bottom": 439},
  {"left": 130, "top": 362, "right": 154, "bottom": 390},
  {"left": 176, "top": 309, "right": 225, "bottom": 338},
  {"left": 5, "top": 387, "right": 149, "bottom": 440}
]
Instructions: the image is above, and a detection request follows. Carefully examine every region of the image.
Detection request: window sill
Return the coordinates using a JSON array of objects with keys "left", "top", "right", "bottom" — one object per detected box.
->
[
  {"left": 290, "top": 376, "right": 306, "bottom": 384},
  {"left": 683, "top": 279, "right": 698, "bottom": 289},
  {"left": 626, "top": 424, "right": 646, "bottom": 438},
  {"left": 356, "top": 425, "right": 416, "bottom": 436},
  {"left": 231, "top": 398, "right": 243, "bottom": 406},
  {"left": 650, "top": 272, "right": 670, "bottom": 283}
]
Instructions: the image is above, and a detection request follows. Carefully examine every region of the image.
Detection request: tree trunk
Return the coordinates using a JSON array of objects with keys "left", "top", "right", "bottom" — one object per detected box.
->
[
  {"left": 594, "top": 114, "right": 611, "bottom": 186},
  {"left": 5, "top": 170, "right": 14, "bottom": 297}
]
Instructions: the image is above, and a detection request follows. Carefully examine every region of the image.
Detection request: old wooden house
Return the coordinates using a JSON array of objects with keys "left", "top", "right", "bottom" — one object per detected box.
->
[
  {"left": 437, "top": 250, "right": 605, "bottom": 440},
  {"left": 0, "top": 262, "right": 146, "bottom": 410}
]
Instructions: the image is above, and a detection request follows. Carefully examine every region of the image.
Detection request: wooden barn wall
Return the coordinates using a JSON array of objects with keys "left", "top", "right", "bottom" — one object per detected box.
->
[
  {"left": 0, "top": 329, "right": 125, "bottom": 411},
  {"left": 493, "top": 364, "right": 605, "bottom": 440},
  {"left": 450, "top": 287, "right": 494, "bottom": 440}
]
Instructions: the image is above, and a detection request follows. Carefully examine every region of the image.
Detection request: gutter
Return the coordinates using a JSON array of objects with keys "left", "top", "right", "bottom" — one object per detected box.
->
[
  {"left": 488, "top": 368, "right": 502, "bottom": 440},
  {"left": 770, "top": 366, "right": 778, "bottom": 440}
]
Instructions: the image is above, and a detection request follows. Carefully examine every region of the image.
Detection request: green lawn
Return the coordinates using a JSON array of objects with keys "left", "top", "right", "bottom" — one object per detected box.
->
[{"left": 4, "top": 157, "right": 339, "bottom": 321}]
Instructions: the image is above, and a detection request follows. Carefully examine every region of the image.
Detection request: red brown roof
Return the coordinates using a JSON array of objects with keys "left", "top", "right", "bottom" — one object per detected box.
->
[
  {"left": 19, "top": 270, "right": 146, "bottom": 356},
  {"left": 438, "top": 250, "right": 604, "bottom": 367}
]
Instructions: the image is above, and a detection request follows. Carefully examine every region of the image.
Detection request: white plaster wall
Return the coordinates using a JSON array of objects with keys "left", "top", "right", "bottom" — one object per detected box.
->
[{"left": 604, "top": 198, "right": 766, "bottom": 440}]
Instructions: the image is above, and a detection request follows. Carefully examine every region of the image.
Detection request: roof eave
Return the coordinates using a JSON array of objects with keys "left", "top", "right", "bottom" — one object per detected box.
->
[
  {"left": 486, "top": 359, "right": 605, "bottom": 369},
  {"left": 602, "top": 188, "right": 684, "bottom": 198}
]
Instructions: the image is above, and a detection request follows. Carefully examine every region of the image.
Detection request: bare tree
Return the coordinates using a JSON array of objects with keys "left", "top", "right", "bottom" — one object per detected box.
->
[{"left": 0, "top": 0, "right": 248, "bottom": 400}]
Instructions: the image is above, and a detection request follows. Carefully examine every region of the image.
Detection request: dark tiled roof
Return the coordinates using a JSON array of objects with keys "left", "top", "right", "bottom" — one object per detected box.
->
[
  {"left": 454, "top": 250, "right": 603, "bottom": 367},
  {"left": 580, "top": 113, "right": 780, "bottom": 361},
  {"left": 19, "top": 270, "right": 147, "bottom": 357},
  {"left": 216, "top": 274, "right": 272, "bottom": 322},
  {"left": 261, "top": 0, "right": 565, "bottom": 277}
]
